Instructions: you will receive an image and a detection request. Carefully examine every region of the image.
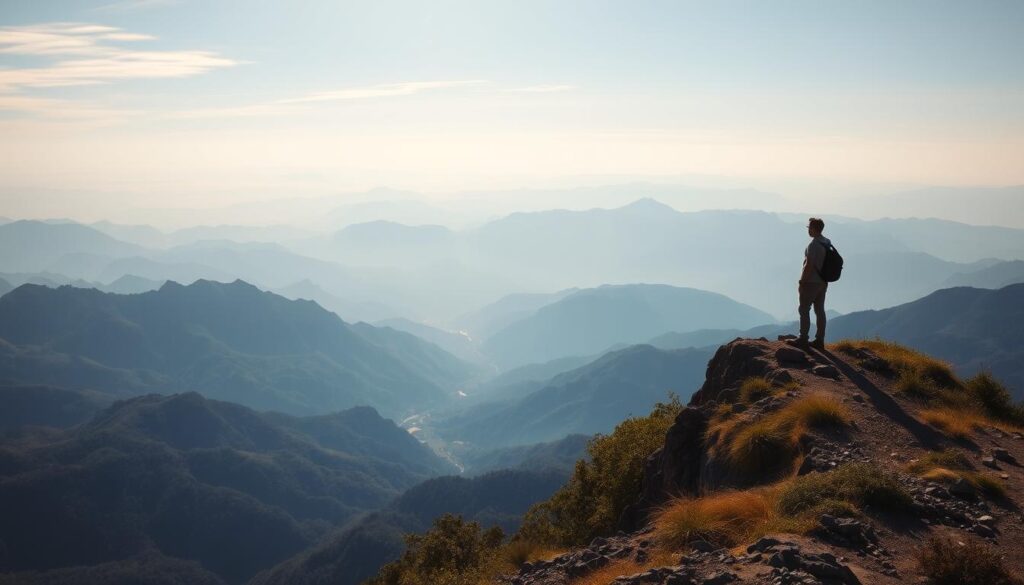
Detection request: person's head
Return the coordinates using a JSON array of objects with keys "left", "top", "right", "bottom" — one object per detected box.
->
[{"left": 807, "top": 217, "right": 824, "bottom": 237}]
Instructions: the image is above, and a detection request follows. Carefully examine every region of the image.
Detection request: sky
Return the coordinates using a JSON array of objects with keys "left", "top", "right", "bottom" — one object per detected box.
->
[{"left": 1, "top": 0, "right": 1023, "bottom": 222}]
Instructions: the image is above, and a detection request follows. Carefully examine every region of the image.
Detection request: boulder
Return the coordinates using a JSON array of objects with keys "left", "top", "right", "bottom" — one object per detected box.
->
[
  {"left": 776, "top": 346, "right": 809, "bottom": 364},
  {"left": 993, "top": 447, "right": 1017, "bottom": 464}
]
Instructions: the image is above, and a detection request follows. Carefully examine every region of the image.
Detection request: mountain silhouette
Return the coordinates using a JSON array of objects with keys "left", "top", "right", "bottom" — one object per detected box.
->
[
  {"left": 0, "top": 220, "right": 142, "bottom": 274},
  {"left": 443, "top": 344, "right": 714, "bottom": 448},
  {"left": 942, "top": 259, "right": 1024, "bottom": 289},
  {"left": 0, "top": 280, "right": 478, "bottom": 416},
  {"left": 481, "top": 284, "right": 772, "bottom": 369},
  {"left": 829, "top": 283, "right": 1024, "bottom": 397},
  {"left": 0, "top": 392, "right": 454, "bottom": 584},
  {"left": 0, "top": 385, "right": 112, "bottom": 431},
  {"left": 251, "top": 468, "right": 565, "bottom": 585}
]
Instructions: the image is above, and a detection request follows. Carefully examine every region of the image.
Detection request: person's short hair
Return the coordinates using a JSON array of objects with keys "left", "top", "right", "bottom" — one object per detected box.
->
[{"left": 808, "top": 217, "right": 825, "bottom": 232}]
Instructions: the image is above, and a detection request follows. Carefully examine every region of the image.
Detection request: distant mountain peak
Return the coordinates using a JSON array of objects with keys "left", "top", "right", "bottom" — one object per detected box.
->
[{"left": 618, "top": 197, "right": 677, "bottom": 214}]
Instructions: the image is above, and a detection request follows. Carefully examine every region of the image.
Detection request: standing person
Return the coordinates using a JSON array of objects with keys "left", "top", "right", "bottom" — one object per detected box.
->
[{"left": 795, "top": 217, "right": 830, "bottom": 350}]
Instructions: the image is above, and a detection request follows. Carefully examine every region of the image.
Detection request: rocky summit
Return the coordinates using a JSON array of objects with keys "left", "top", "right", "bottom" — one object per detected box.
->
[{"left": 499, "top": 337, "right": 1024, "bottom": 584}]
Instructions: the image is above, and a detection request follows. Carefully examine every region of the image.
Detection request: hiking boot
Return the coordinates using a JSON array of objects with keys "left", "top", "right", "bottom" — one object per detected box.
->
[
  {"left": 810, "top": 338, "right": 826, "bottom": 351},
  {"left": 787, "top": 338, "right": 810, "bottom": 350}
]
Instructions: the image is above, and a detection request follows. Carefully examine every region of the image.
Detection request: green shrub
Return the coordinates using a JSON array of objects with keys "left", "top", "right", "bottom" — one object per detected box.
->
[
  {"left": 778, "top": 463, "right": 911, "bottom": 516},
  {"left": 366, "top": 514, "right": 505, "bottom": 585},
  {"left": 916, "top": 536, "right": 1019, "bottom": 585},
  {"left": 965, "top": 372, "right": 1024, "bottom": 426},
  {"left": 517, "top": 394, "right": 683, "bottom": 547},
  {"left": 908, "top": 449, "right": 972, "bottom": 474}
]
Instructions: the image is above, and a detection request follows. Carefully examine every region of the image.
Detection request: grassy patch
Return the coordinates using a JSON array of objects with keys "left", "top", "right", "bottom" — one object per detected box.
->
[
  {"left": 653, "top": 463, "right": 906, "bottom": 553},
  {"left": 652, "top": 487, "right": 810, "bottom": 550},
  {"left": 739, "top": 377, "right": 775, "bottom": 403},
  {"left": 501, "top": 539, "right": 563, "bottom": 566},
  {"left": 722, "top": 394, "right": 850, "bottom": 478},
  {"left": 833, "top": 340, "right": 1024, "bottom": 432},
  {"left": 738, "top": 376, "right": 800, "bottom": 404},
  {"left": 777, "top": 463, "right": 911, "bottom": 516},
  {"left": 916, "top": 536, "right": 1020, "bottom": 585},
  {"left": 921, "top": 408, "right": 982, "bottom": 440},
  {"left": 907, "top": 449, "right": 1006, "bottom": 499}
]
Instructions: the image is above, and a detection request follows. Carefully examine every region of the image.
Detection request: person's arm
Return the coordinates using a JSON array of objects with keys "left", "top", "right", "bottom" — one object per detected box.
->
[
  {"left": 799, "top": 243, "right": 816, "bottom": 282},
  {"left": 800, "top": 256, "right": 816, "bottom": 282}
]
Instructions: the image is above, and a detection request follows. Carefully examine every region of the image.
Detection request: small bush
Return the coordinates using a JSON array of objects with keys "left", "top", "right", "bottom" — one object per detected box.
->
[
  {"left": 965, "top": 372, "right": 1024, "bottom": 426},
  {"left": 916, "top": 536, "right": 1019, "bottom": 585},
  {"left": 518, "top": 395, "right": 683, "bottom": 547},
  {"left": 367, "top": 514, "right": 506, "bottom": 585},
  {"left": 778, "top": 463, "right": 911, "bottom": 516}
]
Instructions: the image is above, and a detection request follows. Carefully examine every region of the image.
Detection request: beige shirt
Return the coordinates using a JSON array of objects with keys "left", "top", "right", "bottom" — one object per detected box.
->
[{"left": 803, "top": 236, "right": 831, "bottom": 284}]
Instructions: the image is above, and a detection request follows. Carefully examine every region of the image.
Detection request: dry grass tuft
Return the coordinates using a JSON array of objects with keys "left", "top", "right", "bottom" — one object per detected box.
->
[
  {"left": 502, "top": 539, "right": 563, "bottom": 566},
  {"left": 739, "top": 377, "right": 775, "bottom": 403},
  {"left": 907, "top": 449, "right": 1006, "bottom": 499},
  {"left": 916, "top": 536, "right": 1021, "bottom": 585},
  {"left": 738, "top": 377, "right": 801, "bottom": 404},
  {"left": 652, "top": 488, "right": 809, "bottom": 550},
  {"left": 835, "top": 339, "right": 958, "bottom": 388},
  {"left": 723, "top": 394, "right": 850, "bottom": 478},
  {"left": 920, "top": 468, "right": 961, "bottom": 483},
  {"left": 568, "top": 550, "right": 677, "bottom": 585},
  {"left": 921, "top": 408, "right": 982, "bottom": 440}
]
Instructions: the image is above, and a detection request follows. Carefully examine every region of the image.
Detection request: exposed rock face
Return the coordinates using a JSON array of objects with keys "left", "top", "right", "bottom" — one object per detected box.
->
[
  {"left": 623, "top": 339, "right": 812, "bottom": 530},
  {"left": 691, "top": 340, "right": 778, "bottom": 405},
  {"left": 621, "top": 406, "right": 710, "bottom": 530}
]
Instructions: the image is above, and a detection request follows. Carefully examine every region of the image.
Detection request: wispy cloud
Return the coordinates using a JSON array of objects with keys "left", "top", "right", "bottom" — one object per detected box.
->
[
  {"left": 174, "top": 80, "right": 488, "bottom": 118},
  {"left": 0, "top": 93, "right": 135, "bottom": 121},
  {"left": 277, "top": 80, "right": 487, "bottom": 104},
  {"left": 508, "top": 84, "right": 576, "bottom": 93},
  {"left": 0, "top": 22, "right": 237, "bottom": 91}
]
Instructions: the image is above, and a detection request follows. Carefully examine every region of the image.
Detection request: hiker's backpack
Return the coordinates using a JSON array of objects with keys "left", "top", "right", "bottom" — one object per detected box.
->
[{"left": 818, "top": 241, "right": 844, "bottom": 282}]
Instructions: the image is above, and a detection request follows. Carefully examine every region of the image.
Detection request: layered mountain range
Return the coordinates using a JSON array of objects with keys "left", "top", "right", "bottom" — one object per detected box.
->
[{"left": 0, "top": 280, "right": 479, "bottom": 417}]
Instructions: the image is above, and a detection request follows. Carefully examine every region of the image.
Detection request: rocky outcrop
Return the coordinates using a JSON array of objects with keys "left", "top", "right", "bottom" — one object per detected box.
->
[
  {"left": 622, "top": 339, "right": 818, "bottom": 530},
  {"left": 501, "top": 337, "right": 1024, "bottom": 585},
  {"left": 620, "top": 406, "right": 710, "bottom": 530},
  {"left": 690, "top": 340, "right": 778, "bottom": 405}
]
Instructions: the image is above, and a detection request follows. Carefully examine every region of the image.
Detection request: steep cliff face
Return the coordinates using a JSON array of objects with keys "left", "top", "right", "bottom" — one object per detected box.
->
[{"left": 507, "top": 337, "right": 1024, "bottom": 585}]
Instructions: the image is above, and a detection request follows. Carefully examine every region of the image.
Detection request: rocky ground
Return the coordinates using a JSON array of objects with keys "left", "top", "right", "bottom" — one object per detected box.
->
[{"left": 498, "top": 338, "right": 1024, "bottom": 584}]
